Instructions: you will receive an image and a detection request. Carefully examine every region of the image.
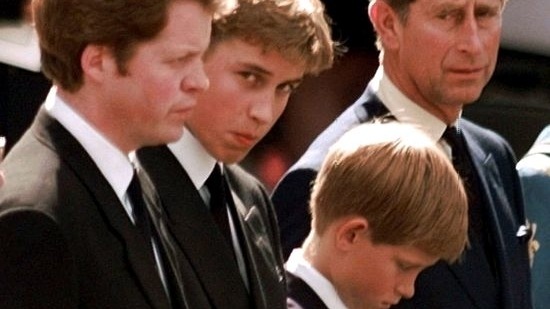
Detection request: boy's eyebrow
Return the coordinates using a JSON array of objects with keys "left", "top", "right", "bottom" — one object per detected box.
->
[{"left": 397, "top": 254, "right": 436, "bottom": 268}]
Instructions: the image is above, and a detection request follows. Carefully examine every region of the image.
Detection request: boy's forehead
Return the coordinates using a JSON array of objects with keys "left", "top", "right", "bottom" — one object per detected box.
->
[{"left": 390, "top": 244, "right": 439, "bottom": 268}]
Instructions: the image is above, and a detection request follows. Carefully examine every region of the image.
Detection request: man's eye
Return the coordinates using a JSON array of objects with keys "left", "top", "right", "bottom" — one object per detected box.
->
[
  {"left": 240, "top": 72, "right": 258, "bottom": 83},
  {"left": 476, "top": 7, "right": 498, "bottom": 19},
  {"left": 280, "top": 81, "right": 302, "bottom": 94},
  {"left": 397, "top": 261, "right": 414, "bottom": 271},
  {"left": 438, "top": 10, "right": 463, "bottom": 22}
]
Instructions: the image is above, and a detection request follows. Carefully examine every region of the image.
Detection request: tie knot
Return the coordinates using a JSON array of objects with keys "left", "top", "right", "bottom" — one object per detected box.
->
[
  {"left": 128, "top": 171, "right": 143, "bottom": 205},
  {"left": 127, "top": 170, "right": 149, "bottom": 232},
  {"left": 205, "top": 164, "right": 226, "bottom": 211},
  {"left": 205, "top": 164, "right": 223, "bottom": 191},
  {"left": 442, "top": 126, "right": 462, "bottom": 150}
]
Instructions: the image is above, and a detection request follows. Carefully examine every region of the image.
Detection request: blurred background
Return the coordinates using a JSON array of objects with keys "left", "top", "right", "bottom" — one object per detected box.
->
[{"left": 1, "top": 0, "right": 549, "bottom": 191}]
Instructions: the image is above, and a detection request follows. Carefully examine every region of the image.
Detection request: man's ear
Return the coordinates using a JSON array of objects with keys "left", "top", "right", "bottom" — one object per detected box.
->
[
  {"left": 368, "top": 0, "right": 402, "bottom": 50},
  {"left": 81, "top": 45, "right": 115, "bottom": 84},
  {"left": 334, "top": 217, "right": 369, "bottom": 251}
]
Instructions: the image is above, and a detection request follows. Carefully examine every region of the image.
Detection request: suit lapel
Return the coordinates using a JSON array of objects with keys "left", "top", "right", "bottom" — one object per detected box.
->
[
  {"left": 138, "top": 146, "right": 250, "bottom": 309},
  {"left": 225, "top": 172, "right": 285, "bottom": 309},
  {"left": 439, "top": 129, "right": 495, "bottom": 308},
  {"left": 462, "top": 127, "right": 524, "bottom": 309},
  {"left": 35, "top": 110, "right": 170, "bottom": 309}
]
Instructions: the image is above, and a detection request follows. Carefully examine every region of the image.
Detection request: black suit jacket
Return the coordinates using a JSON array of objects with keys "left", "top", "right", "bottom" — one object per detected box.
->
[
  {"left": 0, "top": 108, "right": 204, "bottom": 308},
  {"left": 272, "top": 88, "right": 532, "bottom": 309},
  {"left": 286, "top": 272, "right": 328, "bottom": 309},
  {"left": 138, "top": 146, "right": 286, "bottom": 309}
]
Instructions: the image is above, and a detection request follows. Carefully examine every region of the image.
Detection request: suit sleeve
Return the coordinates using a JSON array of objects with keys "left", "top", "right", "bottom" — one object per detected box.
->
[
  {"left": 0, "top": 208, "right": 78, "bottom": 308},
  {"left": 271, "top": 168, "right": 317, "bottom": 260}
]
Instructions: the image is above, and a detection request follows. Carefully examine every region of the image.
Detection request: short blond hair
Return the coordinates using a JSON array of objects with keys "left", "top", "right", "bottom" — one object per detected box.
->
[
  {"left": 310, "top": 122, "right": 468, "bottom": 262},
  {"left": 210, "top": 0, "right": 338, "bottom": 75}
]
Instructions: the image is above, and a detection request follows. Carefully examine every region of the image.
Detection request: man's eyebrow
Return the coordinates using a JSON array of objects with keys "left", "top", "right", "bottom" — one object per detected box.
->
[{"left": 236, "top": 62, "right": 273, "bottom": 76}]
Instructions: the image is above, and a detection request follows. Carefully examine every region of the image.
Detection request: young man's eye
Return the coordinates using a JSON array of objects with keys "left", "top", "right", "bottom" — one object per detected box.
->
[
  {"left": 397, "top": 262, "right": 409, "bottom": 271},
  {"left": 240, "top": 72, "right": 259, "bottom": 84},
  {"left": 279, "top": 84, "right": 294, "bottom": 94},
  {"left": 279, "top": 82, "right": 301, "bottom": 94}
]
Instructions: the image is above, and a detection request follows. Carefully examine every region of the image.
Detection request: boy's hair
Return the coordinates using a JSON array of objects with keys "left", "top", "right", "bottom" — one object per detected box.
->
[
  {"left": 310, "top": 122, "right": 468, "bottom": 262},
  {"left": 210, "top": 0, "right": 337, "bottom": 75},
  {"left": 33, "top": 0, "right": 221, "bottom": 92}
]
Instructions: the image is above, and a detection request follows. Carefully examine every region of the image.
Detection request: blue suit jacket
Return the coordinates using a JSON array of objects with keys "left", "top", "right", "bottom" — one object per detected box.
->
[
  {"left": 517, "top": 125, "right": 550, "bottom": 309},
  {"left": 272, "top": 88, "right": 532, "bottom": 309}
]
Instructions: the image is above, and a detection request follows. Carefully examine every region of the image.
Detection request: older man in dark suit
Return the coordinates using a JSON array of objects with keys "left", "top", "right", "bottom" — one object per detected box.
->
[
  {"left": 272, "top": 0, "right": 532, "bottom": 308},
  {"left": 0, "top": 0, "right": 220, "bottom": 307}
]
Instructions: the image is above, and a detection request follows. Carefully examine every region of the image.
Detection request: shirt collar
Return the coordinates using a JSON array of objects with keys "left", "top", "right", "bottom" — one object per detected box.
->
[
  {"left": 371, "top": 66, "right": 448, "bottom": 142},
  {"left": 44, "top": 86, "right": 134, "bottom": 204},
  {"left": 167, "top": 129, "right": 217, "bottom": 190},
  {"left": 286, "top": 248, "right": 349, "bottom": 309}
]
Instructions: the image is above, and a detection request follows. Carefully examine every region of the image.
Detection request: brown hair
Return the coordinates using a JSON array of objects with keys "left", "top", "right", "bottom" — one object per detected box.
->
[
  {"left": 33, "top": 0, "right": 221, "bottom": 92},
  {"left": 310, "top": 122, "right": 468, "bottom": 262},
  {"left": 209, "top": 0, "right": 338, "bottom": 75}
]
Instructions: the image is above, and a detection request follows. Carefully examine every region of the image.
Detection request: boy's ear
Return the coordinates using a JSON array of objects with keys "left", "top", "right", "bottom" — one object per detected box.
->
[
  {"left": 368, "top": 0, "right": 401, "bottom": 50},
  {"left": 334, "top": 217, "right": 370, "bottom": 251}
]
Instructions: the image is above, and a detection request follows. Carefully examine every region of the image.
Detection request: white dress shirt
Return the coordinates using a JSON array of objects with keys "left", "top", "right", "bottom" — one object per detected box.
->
[
  {"left": 286, "top": 248, "right": 349, "bottom": 309},
  {"left": 373, "top": 66, "right": 457, "bottom": 157},
  {"left": 45, "top": 86, "right": 169, "bottom": 292},
  {"left": 45, "top": 86, "right": 135, "bottom": 218},
  {"left": 291, "top": 66, "right": 454, "bottom": 173}
]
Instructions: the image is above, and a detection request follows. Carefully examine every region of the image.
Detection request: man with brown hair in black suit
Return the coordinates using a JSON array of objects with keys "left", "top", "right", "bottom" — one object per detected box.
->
[{"left": 0, "top": 0, "right": 221, "bottom": 307}]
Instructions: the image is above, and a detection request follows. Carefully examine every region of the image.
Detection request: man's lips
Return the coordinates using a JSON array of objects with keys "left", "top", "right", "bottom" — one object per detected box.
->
[
  {"left": 172, "top": 104, "right": 195, "bottom": 117},
  {"left": 448, "top": 66, "right": 484, "bottom": 74},
  {"left": 233, "top": 132, "right": 258, "bottom": 147}
]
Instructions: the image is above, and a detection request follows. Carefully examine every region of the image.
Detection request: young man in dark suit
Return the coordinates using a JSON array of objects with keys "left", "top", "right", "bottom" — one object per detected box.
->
[
  {"left": 272, "top": 0, "right": 533, "bottom": 308},
  {"left": 0, "top": 0, "right": 221, "bottom": 307},
  {"left": 138, "top": 0, "right": 337, "bottom": 307}
]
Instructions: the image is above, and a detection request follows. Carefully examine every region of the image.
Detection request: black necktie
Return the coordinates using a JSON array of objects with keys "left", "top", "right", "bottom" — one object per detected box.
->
[
  {"left": 442, "top": 126, "right": 486, "bottom": 234},
  {"left": 127, "top": 167, "right": 188, "bottom": 309},
  {"left": 442, "top": 126, "right": 497, "bottom": 275},
  {"left": 205, "top": 164, "right": 233, "bottom": 245},
  {"left": 442, "top": 127, "right": 476, "bottom": 186}
]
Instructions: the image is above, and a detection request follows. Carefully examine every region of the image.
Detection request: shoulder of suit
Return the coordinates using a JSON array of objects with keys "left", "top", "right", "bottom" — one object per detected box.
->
[
  {"left": 290, "top": 106, "right": 370, "bottom": 173},
  {"left": 224, "top": 164, "right": 267, "bottom": 192},
  {"left": 460, "top": 118, "right": 510, "bottom": 149}
]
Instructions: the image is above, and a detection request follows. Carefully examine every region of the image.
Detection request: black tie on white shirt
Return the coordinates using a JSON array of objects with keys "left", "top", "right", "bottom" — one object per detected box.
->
[
  {"left": 204, "top": 164, "right": 234, "bottom": 246},
  {"left": 442, "top": 126, "right": 497, "bottom": 277},
  {"left": 127, "top": 166, "right": 188, "bottom": 309}
]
